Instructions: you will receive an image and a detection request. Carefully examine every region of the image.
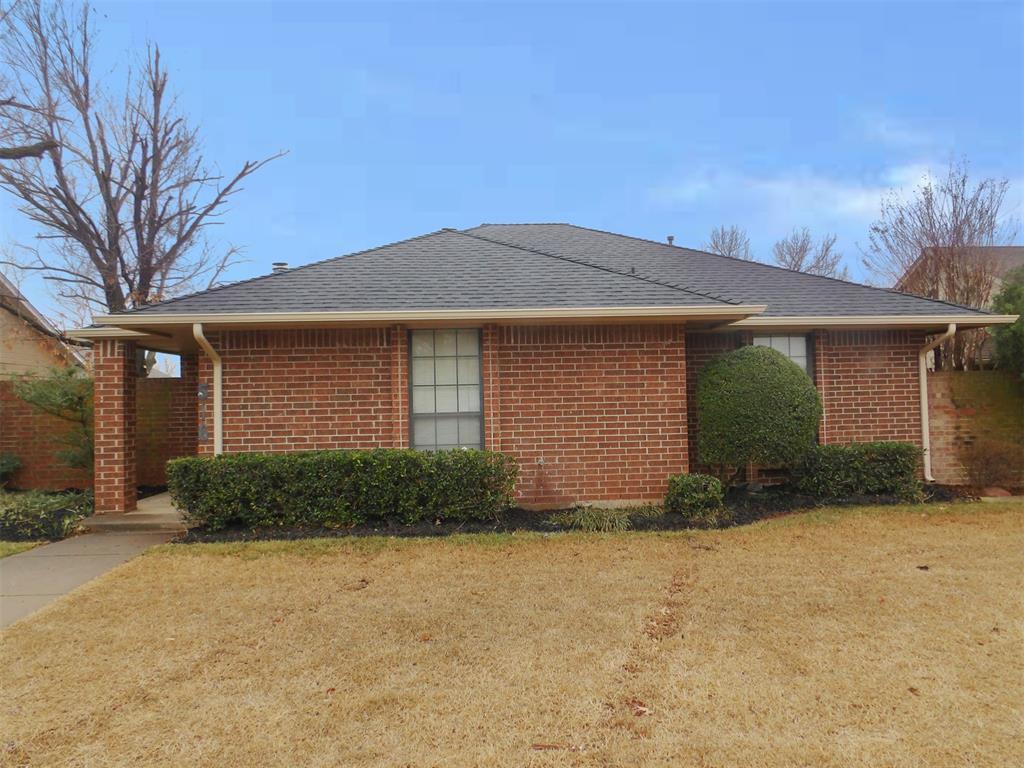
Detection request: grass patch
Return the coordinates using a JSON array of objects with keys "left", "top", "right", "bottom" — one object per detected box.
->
[
  {"left": 0, "top": 540, "right": 38, "bottom": 558},
  {"left": 548, "top": 505, "right": 634, "bottom": 532},
  {"left": 2, "top": 502, "right": 1021, "bottom": 767}
]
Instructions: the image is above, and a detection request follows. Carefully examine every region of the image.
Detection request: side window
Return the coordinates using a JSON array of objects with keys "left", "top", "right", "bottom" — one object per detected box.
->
[
  {"left": 752, "top": 334, "right": 809, "bottom": 373},
  {"left": 410, "top": 329, "right": 482, "bottom": 450}
]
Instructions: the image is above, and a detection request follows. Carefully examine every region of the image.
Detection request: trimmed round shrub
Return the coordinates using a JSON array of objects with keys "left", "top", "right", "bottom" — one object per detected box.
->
[
  {"left": 665, "top": 473, "right": 730, "bottom": 528},
  {"left": 697, "top": 346, "right": 822, "bottom": 481}
]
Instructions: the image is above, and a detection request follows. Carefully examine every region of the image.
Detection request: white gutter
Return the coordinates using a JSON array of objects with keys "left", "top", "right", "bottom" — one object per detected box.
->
[
  {"left": 192, "top": 323, "right": 223, "bottom": 455},
  {"left": 919, "top": 323, "right": 956, "bottom": 481},
  {"left": 730, "top": 314, "right": 1017, "bottom": 329}
]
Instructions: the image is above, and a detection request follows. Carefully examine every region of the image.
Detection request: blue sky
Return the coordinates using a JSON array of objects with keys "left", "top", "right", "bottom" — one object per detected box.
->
[{"left": 3, "top": 0, "right": 1023, "bottom": 322}]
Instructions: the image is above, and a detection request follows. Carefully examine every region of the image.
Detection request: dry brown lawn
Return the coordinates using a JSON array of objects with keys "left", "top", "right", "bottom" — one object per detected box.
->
[{"left": 2, "top": 502, "right": 1022, "bottom": 767}]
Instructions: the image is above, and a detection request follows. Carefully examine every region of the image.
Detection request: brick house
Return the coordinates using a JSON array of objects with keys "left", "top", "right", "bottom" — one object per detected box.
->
[
  {"left": 1, "top": 272, "right": 88, "bottom": 376},
  {"left": 70, "top": 224, "right": 1017, "bottom": 514}
]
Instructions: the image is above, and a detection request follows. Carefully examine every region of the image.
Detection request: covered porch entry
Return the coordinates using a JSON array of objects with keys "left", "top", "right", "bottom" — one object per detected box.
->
[{"left": 90, "top": 337, "right": 199, "bottom": 513}]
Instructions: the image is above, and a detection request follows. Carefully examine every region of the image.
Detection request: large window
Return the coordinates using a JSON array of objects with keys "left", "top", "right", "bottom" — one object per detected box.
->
[
  {"left": 410, "top": 329, "right": 482, "bottom": 450},
  {"left": 753, "top": 334, "right": 809, "bottom": 373}
]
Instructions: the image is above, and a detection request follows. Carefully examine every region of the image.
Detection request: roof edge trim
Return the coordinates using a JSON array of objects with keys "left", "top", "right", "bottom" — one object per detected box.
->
[
  {"left": 87, "top": 304, "right": 768, "bottom": 329},
  {"left": 729, "top": 314, "right": 1018, "bottom": 329}
]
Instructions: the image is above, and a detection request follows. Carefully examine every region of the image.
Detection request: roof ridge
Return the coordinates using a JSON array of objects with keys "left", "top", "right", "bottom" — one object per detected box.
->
[
  {"left": 457, "top": 228, "right": 740, "bottom": 306},
  {"left": 114, "top": 229, "right": 457, "bottom": 316},
  {"left": 501, "top": 222, "right": 995, "bottom": 317}
]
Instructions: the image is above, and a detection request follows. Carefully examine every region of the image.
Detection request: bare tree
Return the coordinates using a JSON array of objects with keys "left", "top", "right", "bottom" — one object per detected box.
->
[
  {"left": 0, "top": 1, "right": 57, "bottom": 161},
  {"left": 863, "top": 159, "right": 1017, "bottom": 369},
  {"left": 703, "top": 225, "right": 754, "bottom": 260},
  {"left": 772, "top": 228, "right": 850, "bottom": 280},
  {"left": 0, "top": 1, "right": 282, "bottom": 318}
]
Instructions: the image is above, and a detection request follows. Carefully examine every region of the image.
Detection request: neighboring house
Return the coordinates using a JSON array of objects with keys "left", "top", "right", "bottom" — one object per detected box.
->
[
  {"left": 896, "top": 246, "right": 1024, "bottom": 366},
  {"left": 71, "top": 224, "right": 1017, "bottom": 514},
  {"left": 0, "top": 272, "right": 88, "bottom": 377},
  {"left": 0, "top": 272, "right": 92, "bottom": 490},
  {"left": 896, "top": 246, "right": 1024, "bottom": 302}
]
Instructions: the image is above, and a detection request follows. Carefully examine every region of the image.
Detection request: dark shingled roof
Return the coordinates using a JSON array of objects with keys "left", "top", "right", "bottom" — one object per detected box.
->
[
  {"left": 466, "top": 224, "right": 992, "bottom": 318},
  {"left": 118, "top": 223, "right": 992, "bottom": 318}
]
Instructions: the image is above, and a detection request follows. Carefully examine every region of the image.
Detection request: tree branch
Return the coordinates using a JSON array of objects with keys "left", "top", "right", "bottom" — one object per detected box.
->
[{"left": 0, "top": 137, "right": 56, "bottom": 158}]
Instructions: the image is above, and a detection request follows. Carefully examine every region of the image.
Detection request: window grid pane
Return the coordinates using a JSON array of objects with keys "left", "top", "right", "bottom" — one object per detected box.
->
[
  {"left": 753, "top": 335, "right": 810, "bottom": 375},
  {"left": 410, "top": 329, "right": 483, "bottom": 450}
]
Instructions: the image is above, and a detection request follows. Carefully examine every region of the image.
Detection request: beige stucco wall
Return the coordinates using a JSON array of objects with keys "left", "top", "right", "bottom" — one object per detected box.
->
[{"left": 0, "top": 309, "right": 69, "bottom": 377}]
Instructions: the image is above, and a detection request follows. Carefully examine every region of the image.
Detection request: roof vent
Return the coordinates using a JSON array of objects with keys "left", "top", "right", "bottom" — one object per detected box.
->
[
  {"left": 666, "top": 235, "right": 675, "bottom": 246},
  {"left": 271, "top": 262, "right": 289, "bottom": 274}
]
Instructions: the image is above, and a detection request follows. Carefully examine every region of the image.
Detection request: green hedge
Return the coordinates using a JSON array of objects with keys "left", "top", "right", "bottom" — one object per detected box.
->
[
  {"left": 665, "top": 473, "right": 731, "bottom": 528},
  {"left": 167, "top": 449, "right": 519, "bottom": 530},
  {"left": 794, "top": 442, "right": 922, "bottom": 500},
  {"left": 0, "top": 490, "right": 91, "bottom": 541}
]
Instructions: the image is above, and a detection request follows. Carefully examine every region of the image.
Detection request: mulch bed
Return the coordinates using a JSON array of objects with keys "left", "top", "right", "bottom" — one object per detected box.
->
[{"left": 174, "top": 483, "right": 972, "bottom": 544}]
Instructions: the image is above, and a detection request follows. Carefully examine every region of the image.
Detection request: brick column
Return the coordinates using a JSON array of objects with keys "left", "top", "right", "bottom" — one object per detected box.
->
[
  {"left": 481, "top": 324, "right": 501, "bottom": 451},
  {"left": 390, "top": 325, "right": 409, "bottom": 448},
  {"left": 94, "top": 340, "right": 138, "bottom": 513}
]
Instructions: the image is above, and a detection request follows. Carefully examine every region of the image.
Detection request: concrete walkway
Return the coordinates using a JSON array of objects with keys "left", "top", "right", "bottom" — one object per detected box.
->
[
  {"left": 82, "top": 491, "right": 186, "bottom": 533},
  {"left": 0, "top": 532, "right": 174, "bottom": 628},
  {"left": 1, "top": 493, "right": 183, "bottom": 629}
]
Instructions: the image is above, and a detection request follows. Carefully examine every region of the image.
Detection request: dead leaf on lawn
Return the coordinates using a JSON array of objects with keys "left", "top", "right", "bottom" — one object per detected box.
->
[{"left": 627, "top": 697, "right": 651, "bottom": 716}]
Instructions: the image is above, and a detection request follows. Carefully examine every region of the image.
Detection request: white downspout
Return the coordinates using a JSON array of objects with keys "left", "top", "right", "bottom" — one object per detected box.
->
[
  {"left": 919, "top": 323, "right": 956, "bottom": 482},
  {"left": 192, "top": 322, "right": 223, "bottom": 455}
]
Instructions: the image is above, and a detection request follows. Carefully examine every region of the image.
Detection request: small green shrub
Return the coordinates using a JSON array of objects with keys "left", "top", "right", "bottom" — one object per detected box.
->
[
  {"left": 665, "top": 473, "right": 731, "bottom": 528},
  {"left": 548, "top": 505, "right": 632, "bottom": 532},
  {"left": 0, "top": 453, "right": 21, "bottom": 485},
  {"left": 166, "top": 449, "right": 519, "bottom": 531},
  {"left": 794, "top": 442, "right": 922, "bottom": 500},
  {"left": 0, "top": 490, "right": 91, "bottom": 541},
  {"left": 697, "top": 346, "right": 822, "bottom": 484}
]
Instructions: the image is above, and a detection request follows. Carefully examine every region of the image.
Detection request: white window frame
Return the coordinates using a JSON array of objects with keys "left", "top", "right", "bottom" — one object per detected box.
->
[{"left": 409, "top": 329, "right": 483, "bottom": 450}]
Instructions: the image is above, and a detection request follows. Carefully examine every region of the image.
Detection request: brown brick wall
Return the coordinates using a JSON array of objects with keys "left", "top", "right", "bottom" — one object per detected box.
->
[
  {"left": 178, "top": 324, "right": 929, "bottom": 507},
  {"left": 683, "top": 329, "right": 924, "bottom": 478},
  {"left": 196, "top": 329, "right": 402, "bottom": 455},
  {"left": 136, "top": 358, "right": 198, "bottom": 488},
  {"left": 814, "top": 329, "right": 925, "bottom": 446},
  {"left": 0, "top": 381, "right": 92, "bottom": 490},
  {"left": 388, "top": 326, "right": 409, "bottom": 449},
  {"left": 489, "top": 324, "right": 688, "bottom": 506},
  {"left": 927, "top": 370, "right": 1024, "bottom": 486},
  {"left": 1, "top": 366, "right": 197, "bottom": 493}
]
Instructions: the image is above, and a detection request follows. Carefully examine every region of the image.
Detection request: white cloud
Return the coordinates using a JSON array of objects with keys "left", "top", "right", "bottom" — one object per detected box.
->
[
  {"left": 652, "top": 161, "right": 1024, "bottom": 282},
  {"left": 860, "top": 113, "right": 935, "bottom": 149},
  {"left": 652, "top": 163, "right": 936, "bottom": 230}
]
